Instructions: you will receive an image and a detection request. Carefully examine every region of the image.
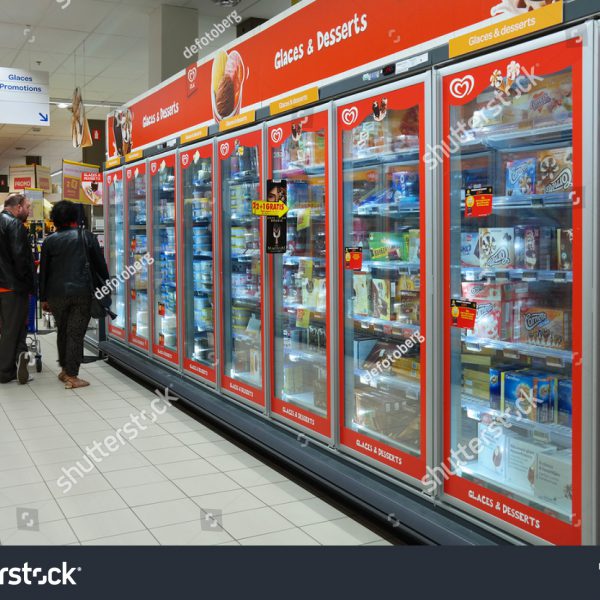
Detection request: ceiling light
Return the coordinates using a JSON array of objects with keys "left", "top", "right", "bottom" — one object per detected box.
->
[
  {"left": 15, "top": 147, "right": 26, "bottom": 151},
  {"left": 57, "top": 102, "right": 70, "bottom": 109},
  {"left": 212, "top": 0, "right": 241, "bottom": 6}
]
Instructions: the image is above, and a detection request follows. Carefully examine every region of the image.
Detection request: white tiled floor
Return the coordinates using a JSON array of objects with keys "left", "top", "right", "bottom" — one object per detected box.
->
[{"left": 0, "top": 333, "right": 392, "bottom": 546}]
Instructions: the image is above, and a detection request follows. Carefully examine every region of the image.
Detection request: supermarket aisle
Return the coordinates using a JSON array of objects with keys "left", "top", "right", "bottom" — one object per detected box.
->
[{"left": 0, "top": 333, "right": 391, "bottom": 546}]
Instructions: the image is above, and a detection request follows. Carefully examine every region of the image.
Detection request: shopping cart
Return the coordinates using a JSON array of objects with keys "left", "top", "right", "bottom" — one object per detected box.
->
[{"left": 26, "top": 294, "right": 43, "bottom": 373}]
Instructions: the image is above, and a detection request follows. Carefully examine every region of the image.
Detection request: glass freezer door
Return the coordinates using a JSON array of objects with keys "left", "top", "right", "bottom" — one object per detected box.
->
[
  {"left": 218, "top": 131, "right": 263, "bottom": 406},
  {"left": 268, "top": 110, "right": 331, "bottom": 437},
  {"left": 126, "top": 163, "right": 149, "bottom": 352},
  {"left": 180, "top": 143, "right": 216, "bottom": 383},
  {"left": 106, "top": 168, "right": 126, "bottom": 341},
  {"left": 150, "top": 154, "right": 179, "bottom": 366},
  {"left": 337, "top": 82, "right": 428, "bottom": 480},
  {"left": 442, "top": 39, "right": 583, "bottom": 544}
]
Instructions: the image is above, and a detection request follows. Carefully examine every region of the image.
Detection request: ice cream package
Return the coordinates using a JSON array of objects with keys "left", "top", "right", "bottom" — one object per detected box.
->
[
  {"left": 478, "top": 228, "right": 515, "bottom": 269},
  {"left": 461, "top": 232, "right": 480, "bottom": 267},
  {"left": 505, "top": 157, "right": 536, "bottom": 197},
  {"left": 472, "top": 299, "right": 513, "bottom": 341},
  {"left": 514, "top": 225, "right": 552, "bottom": 270},
  {"left": 536, "top": 147, "right": 573, "bottom": 195},
  {"left": 519, "top": 306, "right": 571, "bottom": 350},
  {"left": 501, "top": 369, "right": 558, "bottom": 423},
  {"left": 556, "top": 228, "right": 573, "bottom": 270}
]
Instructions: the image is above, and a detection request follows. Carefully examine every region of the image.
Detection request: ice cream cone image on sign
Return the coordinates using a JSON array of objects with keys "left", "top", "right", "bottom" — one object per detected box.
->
[{"left": 211, "top": 49, "right": 245, "bottom": 122}]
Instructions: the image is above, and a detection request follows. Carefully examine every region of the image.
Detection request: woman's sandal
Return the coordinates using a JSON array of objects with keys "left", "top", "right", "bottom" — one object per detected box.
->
[
  {"left": 64, "top": 376, "right": 90, "bottom": 389},
  {"left": 58, "top": 370, "right": 68, "bottom": 382}
]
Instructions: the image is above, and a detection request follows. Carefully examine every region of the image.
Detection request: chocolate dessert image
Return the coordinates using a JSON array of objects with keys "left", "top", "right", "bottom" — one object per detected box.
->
[
  {"left": 211, "top": 49, "right": 245, "bottom": 122},
  {"left": 491, "top": 0, "right": 556, "bottom": 16}
]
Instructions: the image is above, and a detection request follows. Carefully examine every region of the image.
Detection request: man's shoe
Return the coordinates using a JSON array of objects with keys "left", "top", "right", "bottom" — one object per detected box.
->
[{"left": 17, "top": 352, "right": 30, "bottom": 385}]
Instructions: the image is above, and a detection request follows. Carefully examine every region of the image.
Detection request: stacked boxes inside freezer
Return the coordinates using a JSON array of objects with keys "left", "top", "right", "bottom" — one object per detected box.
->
[
  {"left": 454, "top": 68, "right": 574, "bottom": 520},
  {"left": 225, "top": 144, "right": 262, "bottom": 386},
  {"left": 184, "top": 157, "right": 215, "bottom": 366},
  {"left": 128, "top": 171, "right": 149, "bottom": 342},
  {"left": 276, "top": 128, "right": 328, "bottom": 414},
  {"left": 344, "top": 101, "right": 422, "bottom": 454},
  {"left": 154, "top": 165, "right": 177, "bottom": 351}
]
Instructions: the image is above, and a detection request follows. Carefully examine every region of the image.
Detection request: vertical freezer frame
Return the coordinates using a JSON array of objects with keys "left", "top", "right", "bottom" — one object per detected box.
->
[
  {"left": 266, "top": 104, "right": 335, "bottom": 442},
  {"left": 125, "top": 160, "right": 150, "bottom": 354},
  {"left": 334, "top": 72, "right": 434, "bottom": 485},
  {"left": 216, "top": 124, "right": 267, "bottom": 409},
  {"left": 177, "top": 138, "right": 219, "bottom": 386},
  {"left": 104, "top": 166, "right": 127, "bottom": 343},
  {"left": 148, "top": 150, "right": 180, "bottom": 368},
  {"left": 438, "top": 24, "right": 596, "bottom": 545}
]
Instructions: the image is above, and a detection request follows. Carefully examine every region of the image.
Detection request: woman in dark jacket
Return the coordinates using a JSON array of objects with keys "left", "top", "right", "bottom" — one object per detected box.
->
[{"left": 39, "top": 201, "right": 110, "bottom": 389}]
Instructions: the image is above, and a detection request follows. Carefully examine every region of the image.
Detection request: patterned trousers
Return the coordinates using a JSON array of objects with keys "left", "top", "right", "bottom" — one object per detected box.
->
[{"left": 48, "top": 296, "right": 91, "bottom": 377}]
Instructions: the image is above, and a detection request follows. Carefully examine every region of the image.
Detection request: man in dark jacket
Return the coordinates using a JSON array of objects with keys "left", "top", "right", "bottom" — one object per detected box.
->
[
  {"left": 0, "top": 193, "right": 35, "bottom": 383},
  {"left": 39, "top": 200, "right": 110, "bottom": 388}
]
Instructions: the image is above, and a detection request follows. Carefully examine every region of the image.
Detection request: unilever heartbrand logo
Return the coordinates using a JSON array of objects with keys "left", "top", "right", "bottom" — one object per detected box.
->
[
  {"left": 220, "top": 142, "right": 230, "bottom": 157},
  {"left": 271, "top": 127, "right": 283, "bottom": 144},
  {"left": 187, "top": 66, "right": 197, "bottom": 83},
  {"left": 151, "top": 162, "right": 157, "bottom": 174},
  {"left": 181, "top": 153, "right": 190, "bottom": 167},
  {"left": 341, "top": 106, "right": 359, "bottom": 126},
  {"left": 449, "top": 75, "right": 475, "bottom": 99}
]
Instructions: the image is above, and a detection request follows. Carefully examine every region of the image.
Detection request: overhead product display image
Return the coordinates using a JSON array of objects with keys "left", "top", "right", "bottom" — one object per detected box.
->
[
  {"left": 268, "top": 108, "right": 331, "bottom": 438},
  {"left": 150, "top": 153, "right": 180, "bottom": 366},
  {"left": 442, "top": 35, "right": 584, "bottom": 544},
  {"left": 336, "top": 78, "right": 429, "bottom": 480},
  {"left": 126, "top": 162, "right": 149, "bottom": 352},
  {"left": 218, "top": 128, "right": 264, "bottom": 406},
  {"left": 105, "top": 168, "right": 126, "bottom": 341},
  {"left": 180, "top": 142, "right": 217, "bottom": 384}
]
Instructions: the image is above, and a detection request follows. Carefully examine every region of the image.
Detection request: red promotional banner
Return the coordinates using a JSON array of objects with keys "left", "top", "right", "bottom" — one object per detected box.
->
[{"left": 105, "top": 0, "right": 554, "bottom": 158}]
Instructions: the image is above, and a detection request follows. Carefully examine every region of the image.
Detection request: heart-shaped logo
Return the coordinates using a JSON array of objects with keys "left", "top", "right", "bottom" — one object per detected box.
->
[
  {"left": 187, "top": 67, "right": 197, "bottom": 83},
  {"left": 341, "top": 106, "right": 359, "bottom": 127},
  {"left": 220, "top": 142, "right": 230, "bottom": 157},
  {"left": 107, "top": 175, "right": 112, "bottom": 185},
  {"left": 271, "top": 127, "right": 283, "bottom": 144},
  {"left": 182, "top": 154, "right": 189, "bottom": 167},
  {"left": 151, "top": 162, "right": 157, "bottom": 174},
  {"left": 127, "top": 170, "right": 132, "bottom": 180},
  {"left": 449, "top": 75, "right": 475, "bottom": 100}
]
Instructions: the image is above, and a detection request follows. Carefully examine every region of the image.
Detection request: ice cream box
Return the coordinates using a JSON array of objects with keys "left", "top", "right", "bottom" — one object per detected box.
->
[
  {"left": 478, "top": 228, "right": 515, "bottom": 269},
  {"left": 501, "top": 369, "right": 557, "bottom": 423},
  {"left": 353, "top": 272, "right": 371, "bottom": 316},
  {"left": 408, "top": 229, "right": 420, "bottom": 263},
  {"left": 556, "top": 228, "right": 573, "bottom": 270},
  {"left": 535, "top": 449, "right": 572, "bottom": 508},
  {"left": 489, "top": 364, "right": 522, "bottom": 410},
  {"left": 368, "top": 232, "right": 408, "bottom": 262},
  {"left": 389, "top": 169, "right": 419, "bottom": 200},
  {"left": 397, "top": 273, "right": 420, "bottom": 291},
  {"left": 558, "top": 379, "right": 572, "bottom": 427},
  {"left": 519, "top": 306, "right": 570, "bottom": 350},
  {"left": 478, "top": 422, "right": 507, "bottom": 478},
  {"left": 461, "top": 281, "right": 528, "bottom": 302},
  {"left": 472, "top": 300, "right": 513, "bottom": 341},
  {"left": 393, "top": 292, "right": 420, "bottom": 324},
  {"left": 462, "top": 368, "right": 490, "bottom": 401},
  {"left": 506, "top": 158, "right": 536, "bottom": 197},
  {"left": 514, "top": 226, "right": 552, "bottom": 270},
  {"left": 461, "top": 232, "right": 480, "bottom": 267},
  {"left": 506, "top": 436, "right": 556, "bottom": 491},
  {"left": 536, "top": 147, "right": 573, "bottom": 195},
  {"left": 354, "top": 336, "right": 378, "bottom": 370},
  {"left": 371, "top": 278, "right": 394, "bottom": 320}
]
